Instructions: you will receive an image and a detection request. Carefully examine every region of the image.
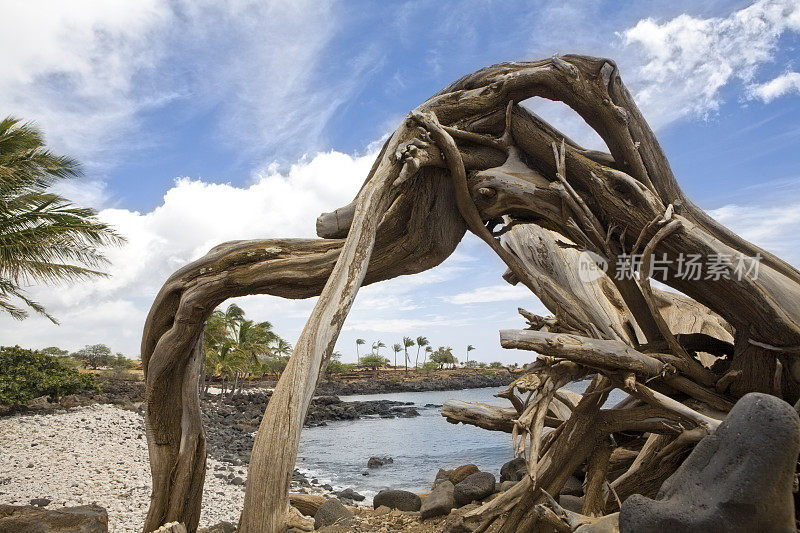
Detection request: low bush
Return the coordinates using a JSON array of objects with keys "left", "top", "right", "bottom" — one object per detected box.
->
[
  {"left": 421, "top": 361, "right": 439, "bottom": 372},
  {"left": 0, "top": 346, "right": 98, "bottom": 406}
]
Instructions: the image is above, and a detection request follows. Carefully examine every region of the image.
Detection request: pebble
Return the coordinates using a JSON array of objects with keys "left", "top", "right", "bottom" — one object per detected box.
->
[{"left": 0, "top": 404, "right": 323, "bottom": 533}]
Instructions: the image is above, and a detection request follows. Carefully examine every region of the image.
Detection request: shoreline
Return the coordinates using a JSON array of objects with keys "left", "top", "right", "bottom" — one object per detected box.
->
[
  {"left": 0, "top": 395, "right": 492, "bottom": 531},
  {"left": 0, "top": 372, "right": 515, "bottom": 531},
  {"left": 0, "top": 369, "right": 515, "bottom": 419}
]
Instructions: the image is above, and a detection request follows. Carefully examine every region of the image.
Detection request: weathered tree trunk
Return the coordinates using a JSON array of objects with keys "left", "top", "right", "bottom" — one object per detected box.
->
[{"left": 142, "top": 55, "right": 800, "bottom": 532}]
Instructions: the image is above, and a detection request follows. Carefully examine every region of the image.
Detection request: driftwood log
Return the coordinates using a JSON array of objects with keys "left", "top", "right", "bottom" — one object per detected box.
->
[{"left": 141, "top": 55, "right": 800, "bottom": 532}]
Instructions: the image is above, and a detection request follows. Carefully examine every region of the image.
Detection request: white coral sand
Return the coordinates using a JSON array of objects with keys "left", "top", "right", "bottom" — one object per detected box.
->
[{"left": 0, "top": 404, "right": 249, "bottom": 532}]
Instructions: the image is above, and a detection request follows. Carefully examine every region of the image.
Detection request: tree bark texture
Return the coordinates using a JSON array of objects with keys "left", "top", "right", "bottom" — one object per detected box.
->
[{"left": 141, "top": 55, "right": 800, "bottom": 532}]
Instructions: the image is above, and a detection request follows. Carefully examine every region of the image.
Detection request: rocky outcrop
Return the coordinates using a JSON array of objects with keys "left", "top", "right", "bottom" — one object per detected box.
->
[
  {"left": 373, "top": 490, "right": 422, "bottom": 512},
  {"left": 620, "top": 393, "right": 800, "bottom": 533},
  {"left": 453, "top": 472, "right": 496, "bottom": 507},
  {"left": 202, "top": 392, "right": 420, "bottom": 464},
  {"left": 367, "top": 456, "right": 393, "bottom": 468},
  {"left": 0, "top": 503, "right": 108, "bottom": 532},
  {"left": 315, "top": 371, "right": 515, "bottom": 396},
  {"left": 335, "top": 488, "right": 365, "bottom": 502}
]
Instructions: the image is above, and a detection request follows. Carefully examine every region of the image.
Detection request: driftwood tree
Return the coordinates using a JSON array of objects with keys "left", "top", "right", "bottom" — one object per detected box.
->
[{"left": 141, "top": 55, "right": 800, "bottom": 532}]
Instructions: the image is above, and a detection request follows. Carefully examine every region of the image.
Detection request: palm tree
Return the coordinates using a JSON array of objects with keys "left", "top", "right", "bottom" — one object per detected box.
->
[
  {"left": 0, "top": 117, "right": 124, "bottom": 321},
  {"left": 355, "top": 338, "right": 365, "bottom": 364},
  {"left": 402, "top": 336, "right": 415, "bottom": 373},
  {"left": 415, "top": 336, "right": 429, "bottom": 368},
  {"left": 274, "top": 338, "right": 292, "bottom": 358},
  {"left": 373, "top": 341, "right": 385, "bottom": 356},
  {"left": 203, "top": 303, "right": 290, "bottom": 397},
  {"left": 466, "top": 344, "right": 475, "bottom": 364},
  {"left": 392, "top": 343, "right": 402, "bottom": 368},
  {"left": 424, "top": 345, "right": 433, "bottom": 365}
]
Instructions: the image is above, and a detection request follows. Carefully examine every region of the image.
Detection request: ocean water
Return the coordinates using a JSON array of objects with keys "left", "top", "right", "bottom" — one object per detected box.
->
[
  {"left": 295, "top": 382, "right": 623, "bottom": 500},
  {"left": 295, "top": 387, "right": 512, "bottom": 500}
]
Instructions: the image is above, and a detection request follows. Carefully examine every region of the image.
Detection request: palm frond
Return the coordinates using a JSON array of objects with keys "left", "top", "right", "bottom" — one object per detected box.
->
[{"left": 0, "top": 116, "right": 124, "bottom": 320}]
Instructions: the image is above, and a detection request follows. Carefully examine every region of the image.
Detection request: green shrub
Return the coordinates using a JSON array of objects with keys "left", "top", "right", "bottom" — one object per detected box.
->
[
  {"left": 0, "top": 346, "right": 98, "bottom": 406},
  {"left": 327, "top": 360, "right": 358, "bottom": 373},
  {"left": 421, "top": 361, "right": 439, "bottom": 372},
  {"left": 489, "top": 361, "right": 503, "bottom": 369},
  {"left": 359, "top": 354, "right": 389, "bottom": 369}
]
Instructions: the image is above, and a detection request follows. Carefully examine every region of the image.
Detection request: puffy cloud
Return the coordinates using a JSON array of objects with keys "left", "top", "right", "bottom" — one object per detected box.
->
[
  {"left": 708, "top": 201, "right": 800, "bottom": 268},
  {"left": 343, "top": 316, "right": 472, "bottom": 335},
  {"left": 621, "top": 0, "right": 800, "bottom": 128},
  {"left": 0, "top": 150, "right": 373, "bottom": 353},
  {"left": 748, "top": 72, "right": 800, "bottom": 102},
  {"left": 444, "top": 285, "right": 534, "bottom": 306},
  {"left": 0, "top": 0, "right": 359, "bottom": 167},
  {"left": 0, "top": 0, "right": 170, "bottom": 160}
]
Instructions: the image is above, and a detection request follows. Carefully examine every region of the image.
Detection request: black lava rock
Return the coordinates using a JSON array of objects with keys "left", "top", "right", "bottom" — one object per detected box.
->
[
  {"left": 620, "top": 393, "right": 800, "bottom": 533},
  {"left": 373, "top": 489, "right": 421, "bottom": 511},
  {"left": 453, "top": 472, "right": 496, "bottom": 507}
]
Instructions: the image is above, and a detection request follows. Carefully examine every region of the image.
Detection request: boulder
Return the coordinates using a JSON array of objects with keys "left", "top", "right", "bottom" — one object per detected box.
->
[
  {"left": 30, "top": 498, "right": 52, "bottom": 507},
  {"left": 372, "top": 489, "right": 421, "bottom": 511},
  {"left": 373, "top": 505, "right": 391, "bottom": 516},
  {"left": 314, "top": 499, "right": 353, "bottom": 529},
  {"left": 60, "top": 394, "right": 85, "bottom": 409},
  {"left": 558, "top": 494, "right": 584, "bottom": 513},
  {"left": 336, "top": 487, "right": 365, "bottom": 502},
  {"left": 499, "top": 480, "right": 517, "bottom": 492},
  {"left": 367, "top": 456, "right": 393, "bottom": 468},
  {"left": 561, "top": 475, "right": 583, "bottom": 497},
  {"left": 436, "top": 464, "right": 480, "bottom": 486},
  {"left": 453, "top": 472, "right": 496, "bottom": 507},
  {"left": 0, "top": 503, "right": 108, "bottom": 532},
  {"left": 442, "top": 503, "right": 480, "bottom": 533},
  {"left": 420, "top": 480, "right": 455, "bottom": 520},
  {"left": 620, "top": 393, "right": 800, "bottom": 533},
  {"left": 26, "top": 395, "right": 53, "bottom": 410},
  {"left": 499, "top": 457, "right": 526, "bottom": 483}
]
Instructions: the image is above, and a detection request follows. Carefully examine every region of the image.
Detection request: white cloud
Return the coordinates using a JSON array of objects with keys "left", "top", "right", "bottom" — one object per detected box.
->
[
  {"left": 0, "top": 150, "right": 373, "bottom": 354},
  {"left": 0, "top": 0, "right": 363, "bottom": 170},
  {"left": 748, "top": 71, "right": 800, "bottom": 102},
  {"left": 708, "top": 201, "right": 800, "bottom": 267},
  {"left": 343, "top": 316, "right": 476, "bottom": 334},
  {"left": 445, "top": 284, "right": 534, "bottom": 306},
  {"left": 621, "top": 0, "right": 800, "bottom": 128},
  {"left": 0, "top": 0, "right": 170, "bottom": 161}
]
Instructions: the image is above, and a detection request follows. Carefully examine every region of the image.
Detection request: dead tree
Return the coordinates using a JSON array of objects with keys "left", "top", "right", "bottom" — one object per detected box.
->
[{"left": 140, "top": 56, "right": 800, "bottom": 532}]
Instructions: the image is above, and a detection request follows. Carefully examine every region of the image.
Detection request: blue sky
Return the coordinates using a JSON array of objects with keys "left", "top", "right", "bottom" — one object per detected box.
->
[{"left": 1, "top": 0, "right": 799, "bottom": 364}]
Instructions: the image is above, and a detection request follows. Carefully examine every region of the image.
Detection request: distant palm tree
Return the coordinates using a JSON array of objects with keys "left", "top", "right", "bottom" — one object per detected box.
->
[
  {"left": 402, "top": 336, "right": 415, "bottom": 373},
  {"left": 466, "top": 344, "right": 475, "bottom": 364},
  {"left": 415, "top": 336, "right": 429, "bottom": 368},
  {"left": 392, "top": 343, "right": 402, "bottom": 368},
  {"left": 203, "top": 304, "right": 290, "bottom": 397},
  {"left": 355, "top": 338, "right": 365, "bottom": 363},
  {"left": 373, "top": 341, "right": 386, "bottom": 356},
  {"left": 0, "top": 117, "right": 124, "bottom": 321},
  {"left": 424, "top": 345, "right": 433, "bottom": 365},
  {"left": 274, "top": 338, "right": 292, "bottom": 358}
]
